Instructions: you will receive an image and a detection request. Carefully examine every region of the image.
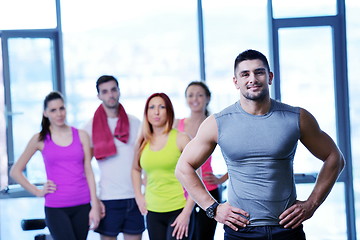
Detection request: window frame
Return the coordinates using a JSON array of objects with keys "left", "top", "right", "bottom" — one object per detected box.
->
[{"left": 268, "top": 0, "right": 356, "bottom": 239}]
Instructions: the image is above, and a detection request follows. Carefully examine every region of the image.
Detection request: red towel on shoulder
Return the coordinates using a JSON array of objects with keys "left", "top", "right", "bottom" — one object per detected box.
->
[{"left": 92, "top": 104, "right": 130, "bottom": 160}]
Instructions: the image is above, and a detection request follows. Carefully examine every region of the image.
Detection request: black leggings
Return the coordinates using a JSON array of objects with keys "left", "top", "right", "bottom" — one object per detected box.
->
[
  {"left": 45, "top": 203, "right": 91, "bottom": 240},
  {"left": 146, "top": 208, "right": 195, "bottom": 240},
  {"left": 192, "top": 188, "right": 221, "bottom": 240}
]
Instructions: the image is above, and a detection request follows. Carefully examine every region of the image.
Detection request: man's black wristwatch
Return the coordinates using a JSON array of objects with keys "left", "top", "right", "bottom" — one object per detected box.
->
[{"left": 205, "top": 201, "right": 219, "bottom": 219}]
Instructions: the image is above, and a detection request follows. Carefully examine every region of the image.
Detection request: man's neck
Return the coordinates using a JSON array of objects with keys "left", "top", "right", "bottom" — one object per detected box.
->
[
  {"left": 103, "top": 103, "right": 119, "bottom": 118},
  {"left": 239, "top": 97, "right": 272, "bottom": 116}
]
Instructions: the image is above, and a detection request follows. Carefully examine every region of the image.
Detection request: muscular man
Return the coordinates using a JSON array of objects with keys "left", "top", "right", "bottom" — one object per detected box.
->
[{"left": 175, "top": 49, "right": 345, "bottom": 240}]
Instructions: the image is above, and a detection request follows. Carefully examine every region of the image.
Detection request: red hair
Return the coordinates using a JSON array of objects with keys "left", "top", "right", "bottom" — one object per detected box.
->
[{"left": 139, "top": 93, "right": 175, "bottom": 152}]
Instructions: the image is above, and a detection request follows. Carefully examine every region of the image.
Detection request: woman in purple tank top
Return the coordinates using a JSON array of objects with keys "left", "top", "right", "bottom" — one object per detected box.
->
[{"left": 10, "top": 91, "right": 102, "bottom": 240}]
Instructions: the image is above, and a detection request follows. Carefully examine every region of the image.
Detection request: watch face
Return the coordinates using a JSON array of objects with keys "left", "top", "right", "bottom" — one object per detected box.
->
[
  {"left": 206, "top": 207, "right": 215, "bottom": 218},
  {"left": 206, "top": 202, "right": 219, "bottom": 219}
]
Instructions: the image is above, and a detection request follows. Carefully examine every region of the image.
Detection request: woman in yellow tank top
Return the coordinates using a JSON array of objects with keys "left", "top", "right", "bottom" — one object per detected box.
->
[{"left": 132, "top": 93, "right": 195, "bottom": 240}]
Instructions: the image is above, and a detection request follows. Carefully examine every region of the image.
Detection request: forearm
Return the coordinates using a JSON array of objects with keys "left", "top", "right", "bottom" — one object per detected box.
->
[
  {"left": 307, "top": 153, "right": 344, "bottom": 209},
  {"left": 132, "top": 168, "right": 144, "bottom": 197},
  {"left": 176, "top": 161, "right": 216, "bottom": 210},
  {"left": 219, "top": 173, "right": 229, "bottom": 184},
  {"left": 84, "top": 166, "right": 100, "bottom": 206},
  {"left": 10, "top": 169, "right": 41, "bottom": 196},
  {"left": 9, "top": 137, "right": 41, "bottom": 196},
  {"left": 182, "top": 196, "right": 196, "bottom": 217}
]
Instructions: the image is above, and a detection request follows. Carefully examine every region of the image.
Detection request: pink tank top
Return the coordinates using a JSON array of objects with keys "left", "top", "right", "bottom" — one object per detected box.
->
[
  {"left": 42, "top": 127, "right": 90, "bottom": 207},
  {"left": 178, "top": 119, "right": 218, "bottom": 191}
]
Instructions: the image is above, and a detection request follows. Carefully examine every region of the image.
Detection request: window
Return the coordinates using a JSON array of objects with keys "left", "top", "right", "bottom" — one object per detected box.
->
[
  {"left": 0, "top": 0, "right": 56, "bottom": 30},
  {"left": 202, "top": 0, "right": 269, "bottom": 176},
  {"left": 269, "top": 0, "right": 356, "bottom": 238},
  {"left": 0, "top": 1, "right": 358, "bottom": 239},
  {"left": 61, "top": 0, "right": 200, "bottom": 126},
  {"left": 346, "top": 0, "right": 360, "bottom": 239},
  {"left": 272, "top": 0, "right": 337, "bottom": 18},
  {"left": 279, "top": 26, "right": 336, "bottom": 173}
]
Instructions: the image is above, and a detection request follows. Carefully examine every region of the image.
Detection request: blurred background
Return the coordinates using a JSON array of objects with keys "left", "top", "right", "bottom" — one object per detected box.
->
[{"left": 0, "top": 0, "right": 359, "bottom": 239}]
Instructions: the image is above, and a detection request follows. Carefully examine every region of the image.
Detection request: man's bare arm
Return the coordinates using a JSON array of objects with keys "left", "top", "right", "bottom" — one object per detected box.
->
[
  {"left": 176, "top": 115, "right": 249, "bottom": 231},
  {"left": 279, "top": 108, "right": 345, "bottom": 228},
  {"left": 176, "top": 116, "right": 217, "bottom": 209}
]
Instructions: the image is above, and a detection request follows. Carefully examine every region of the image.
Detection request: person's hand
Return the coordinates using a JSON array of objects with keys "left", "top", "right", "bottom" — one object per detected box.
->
[
  {"left": 214, "top": 202, "right": 250, "bottom": 231},
  {"left": 99, "top": 200, "right": 106, "bottom": 219},
  {"left": 279, "top": 200, "right": 316, "bottom": 229},
  {"left": 135, "top": 194, "right": 148, "bottom": 215},
  {"left": 170, "top": 211, "right": 190, "bottom": 239},
  {"left": 88, "top": 204, "right": 101, "bottom": 230},
  {"left": 38, "top": 180, "right": 56, "bottom": 197},
  {"left": 202, "top": 172, "right": 222, "bottom": 185}
]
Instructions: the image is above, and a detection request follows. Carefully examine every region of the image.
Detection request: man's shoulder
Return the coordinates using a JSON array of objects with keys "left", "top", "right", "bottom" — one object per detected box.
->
[
  {"left": 214, "top": 102, "right": 238, "bottom": 119},
  {"left": 271, "top": 99, "right": 300, "bottom": 114}
]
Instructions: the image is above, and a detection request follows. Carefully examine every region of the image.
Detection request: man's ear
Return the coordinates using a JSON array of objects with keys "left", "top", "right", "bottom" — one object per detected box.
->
[
  {"left": 268, "top": 72, "right": 274, "bottom": 85},
  {"left": 233, "top": 76, "right": 240, "bottom": 90}
]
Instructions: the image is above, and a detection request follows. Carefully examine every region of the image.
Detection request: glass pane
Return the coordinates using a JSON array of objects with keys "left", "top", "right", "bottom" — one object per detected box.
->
[
  {"left": 8, "top": 38, "right": 53, "bottom": 184},
  {"left": 61, "top": 0, "right": 199, "bottom": 126},
  {"left": 278, "top": 27, "right": 336, "bottom": 174},
  {"left": 0, "top": 39, "right": 7, "bottom": 189},
  {"left": 203, "top": 0, "right": 269, "bottom": 113},
  {"left": 346, "top": 0, "right": 360, "bottom": 238},
  {"left": 202, "top": 0, "right": 269, "bottom": 175},
  {"left": 297, "top": 182, "right": 346, "bottom": 239},
  {"left": 0, "top": 0, "right": 57, "bottom": 30},
  {"left": 272, "top": 0, "right": 337, "bottom": 19}
]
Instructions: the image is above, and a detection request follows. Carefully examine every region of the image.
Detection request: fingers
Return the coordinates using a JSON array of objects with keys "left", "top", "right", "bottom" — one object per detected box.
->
[
  {"left": 46, "top": 180, "right": 56, "bottom": 191},
  {"left": 93, "top": 220, "right": 100, "bottom": 230},
  {"left": 135, "top": 196, "right": 148, "bottom": 215},
  {"left": 140, "top": 207, "right": 148, "bottom": 215},
  {"left": 170, "top": 212, "right": 191, "bottom": 240},
  {"left": 223, "top": 213, "right": 249, "bottom": 231},
  {"left": 100, "top": 202, "right": 106, "bottom": 219},
  {"left": 137, "top": 200, "right": 147, "bottom": 215},
  {"left": 224, "top": 220, "right": 242, "bottom": 231},
  {"left": 171, "top": 221, "right": 188, "bottom": 239},
  {"left": 139, "top": 201, "right": 148, "bottom": 215},
  {"left": 88, "top": 218, "right": 98, "bottom": 230},
  {"left": 279, "top": 201, "right": 312, "bottom": 229},
  {"left": 215, "top": 203, "right": 250, "bottom": 231},
  {"left": 89, "top": 219, "right": 99, "bottom": 230},
  {"left": 202, "top": 176, "right": 217, "bottom": 184},
  {"left": 202, "top": 172, "right": 218, "bottom": 184},
  {"left": 41, "top": 180, "right": 56, "bottom": 196},
  {"left": 88, "top": 209, "right": 100, "bottom": 230},
  {"left": 279, "top": 209, "right": 303, "bottom": 228}
]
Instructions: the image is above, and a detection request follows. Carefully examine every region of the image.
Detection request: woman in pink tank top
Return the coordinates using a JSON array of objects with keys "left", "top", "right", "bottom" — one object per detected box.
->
[
  {"left": 174, "top": 81, "right": 228, "bottom": 240},
  {"left": 10, "top": 91, "right": 102, "bottom": 240}
]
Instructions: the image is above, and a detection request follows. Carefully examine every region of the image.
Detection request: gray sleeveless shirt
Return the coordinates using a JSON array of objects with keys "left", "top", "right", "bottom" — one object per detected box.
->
[{"left": 214, "top": 99, "right": 300, "bottom": 226}]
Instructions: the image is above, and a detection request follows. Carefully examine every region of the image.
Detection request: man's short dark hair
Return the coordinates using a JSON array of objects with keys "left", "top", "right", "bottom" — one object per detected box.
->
[
  {"left": 96, "top": 75, "right": 119, "bottom": 93},
  {"left": 234, "top": 49, "right": 270, "bottom": 74}
]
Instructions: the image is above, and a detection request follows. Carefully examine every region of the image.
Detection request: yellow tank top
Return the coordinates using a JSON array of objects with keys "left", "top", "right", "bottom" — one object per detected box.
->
[{"left": 140, "top": 129, "right": 186, "bottom": 212}]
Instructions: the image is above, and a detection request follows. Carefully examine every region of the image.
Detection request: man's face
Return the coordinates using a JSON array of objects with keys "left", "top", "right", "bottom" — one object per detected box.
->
[
  {"left": 97, "top": 80, "right": 120, "bottom": 109},
  {"left": 233, "top": 59, "right": 273, "bottom": 101}
]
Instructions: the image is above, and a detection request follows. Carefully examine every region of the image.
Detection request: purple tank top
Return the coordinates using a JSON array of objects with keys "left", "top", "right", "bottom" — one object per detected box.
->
[{"left": 42, "top": 127, "right": 90, "bottom": 207}]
